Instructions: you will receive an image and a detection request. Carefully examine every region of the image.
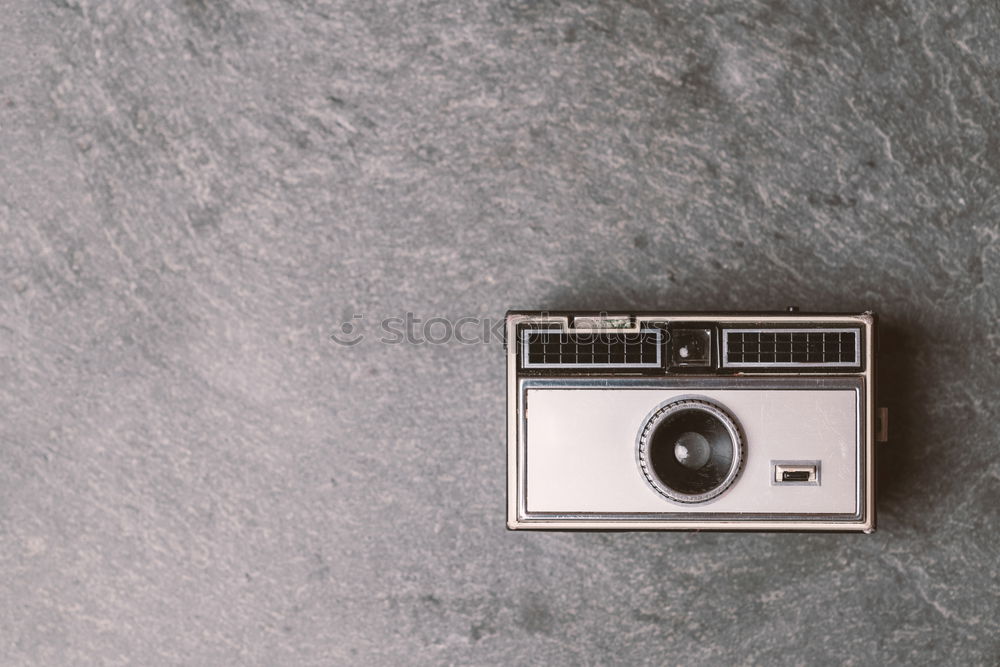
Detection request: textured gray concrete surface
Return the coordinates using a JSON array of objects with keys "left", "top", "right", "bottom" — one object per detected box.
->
[{"left": 2, "top": 0, "right": 999, "bottom": 665}]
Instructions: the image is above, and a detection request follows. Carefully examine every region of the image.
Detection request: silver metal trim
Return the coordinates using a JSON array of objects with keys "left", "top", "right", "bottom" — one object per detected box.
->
[
  {"left": 721, "top": 327, "right": 862, "bottom": 368},
  {"left": 520, "top": 327, "right": 662, "bottom": 369},
  {"left": 517, "top": 376, "right": 864, "bottom": 523},
  {"left": 571, "top": 315, "right": 632, "bottom": 329}
]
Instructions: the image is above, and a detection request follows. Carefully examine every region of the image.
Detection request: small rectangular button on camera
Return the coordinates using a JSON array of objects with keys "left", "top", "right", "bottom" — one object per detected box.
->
[{"left": 772, "top": 462, "right": 820, "bottom": 485}]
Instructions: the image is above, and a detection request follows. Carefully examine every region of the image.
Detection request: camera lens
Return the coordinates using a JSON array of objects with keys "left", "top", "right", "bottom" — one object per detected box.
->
[
  {"left": 638, "top": 399, "right": 743, "bottom": 503},
  {"left": 672, "top": 431, "right": 712, "bottom": 470}
]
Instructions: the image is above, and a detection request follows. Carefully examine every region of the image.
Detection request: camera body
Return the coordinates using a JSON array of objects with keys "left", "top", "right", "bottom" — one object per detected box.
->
[{"left": 506, "top": 310, "right": 878, "bottom": 533}]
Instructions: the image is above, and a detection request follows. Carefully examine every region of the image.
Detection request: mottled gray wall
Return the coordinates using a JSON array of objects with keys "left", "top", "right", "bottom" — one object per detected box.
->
[{"left": 2, "top": 1, "right": 998, "bottom": 665}]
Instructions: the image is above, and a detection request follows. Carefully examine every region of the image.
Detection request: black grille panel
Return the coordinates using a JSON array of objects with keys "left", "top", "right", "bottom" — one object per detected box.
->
[
  {"left": 521, "top": 328, "right": 662, "bottom": 368},
  {"left": 723, "top": 328, "right": 860, "bottom": 367}
]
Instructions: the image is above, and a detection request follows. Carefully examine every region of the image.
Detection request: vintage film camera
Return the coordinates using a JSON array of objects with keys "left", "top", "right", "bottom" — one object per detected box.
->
[{"left": 506, "top": 310, "right": 882, "bottom": 532}]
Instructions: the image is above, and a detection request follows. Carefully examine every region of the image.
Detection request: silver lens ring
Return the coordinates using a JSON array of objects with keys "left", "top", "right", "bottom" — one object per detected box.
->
[{"left": 637, "top": 398, "right": 745, "bottom": 504}]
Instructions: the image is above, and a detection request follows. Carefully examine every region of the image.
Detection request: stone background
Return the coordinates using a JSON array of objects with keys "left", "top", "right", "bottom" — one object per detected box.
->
[{"left": 2, "top": 1, "right": 998, "bottom": 664}]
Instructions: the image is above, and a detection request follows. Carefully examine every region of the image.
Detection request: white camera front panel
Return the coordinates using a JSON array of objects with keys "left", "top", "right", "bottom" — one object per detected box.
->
[{"left": 523, "top": 385, "right": 859, "bottom": 515}]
